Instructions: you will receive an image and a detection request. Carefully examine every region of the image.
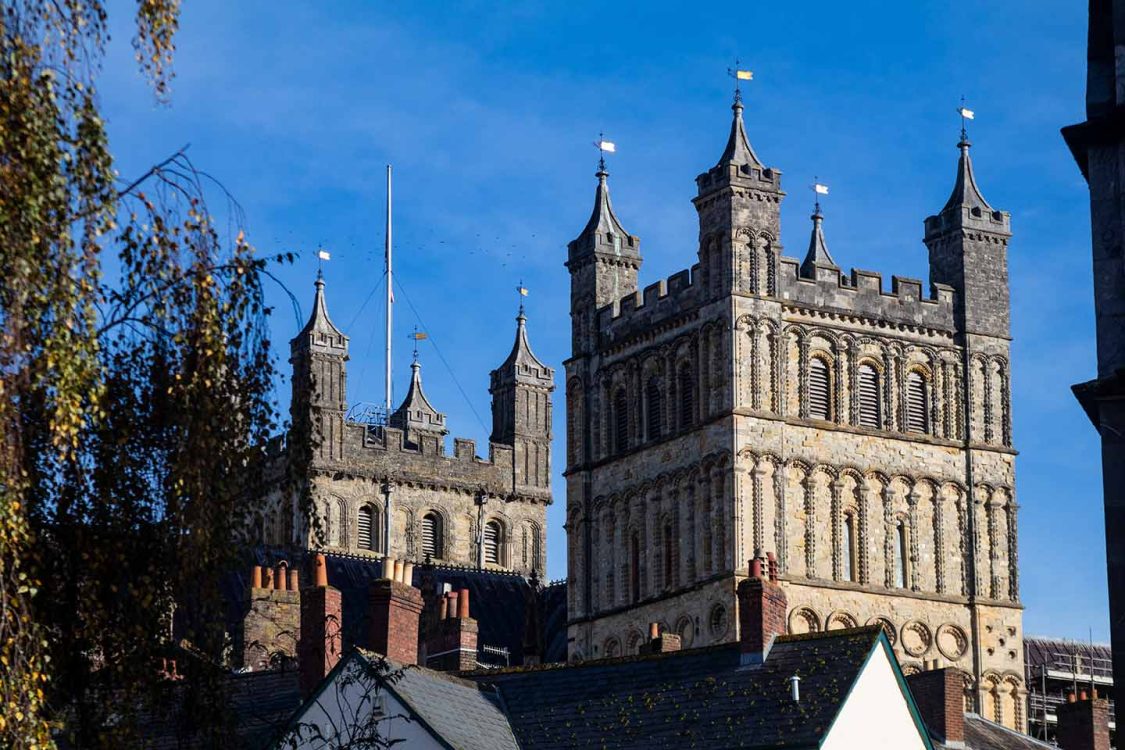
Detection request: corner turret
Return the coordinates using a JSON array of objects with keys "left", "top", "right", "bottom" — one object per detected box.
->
[
  {"left": 693, "top": 97, "right": 785, "bottom": 298},
  {"left": 567, "top": 166, "right": 642, "bottom": 355},
  {"left": 800, "top": 207, "right": 839, "bottom": 281},
  {"left": 389, "top": 359, "right": 447, "bottom": 447},
  {"left": 290, "top": 274, "right": 349, "bottom": 461},
  {"left": 490, "top": 308, "right": 554, "bottom": 493},
  {"left": 924, "top": 137, "right": 1012, "bottom": 338}
]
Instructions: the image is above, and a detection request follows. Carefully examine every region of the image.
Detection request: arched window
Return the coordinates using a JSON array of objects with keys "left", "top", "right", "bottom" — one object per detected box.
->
[
  {"left": 662, "top": 523, "right": 674, "bottom": 589},
  {"left": 484, "top": 519, "right": 503, "bottom": 566},
  {"left": 645, "top": 377, "right": 663, "bottom": 441},
  {"left": 678, "top": 363, "right": 695, "bottom": 428},
  {"left": 422, "top": 512, "right": 443, "bottom": 560},
  {"left": 630, "top": 532, "right": 641, "bottom": 603},
  {"left": 843, "top": 513, "right": 857, "bottom": 582},
  {"left": 895, "top": 521, "right": 908, "bottom": 588},
  {"left": 906, "top": 371, "right": 929, "bottom": 434},
  {"left": 604, "top": 638, "right": 621, "bottom": 658},
  {"left": 809, "top": 357, "right": 832, "bottom": 421},
  {"left": 858, "top": 363, "right": 882, "bottom": 429},
  {"left": 357, "top": 504, "right": 381, "bottom": 552},
  {"left": 613, "top": 388, "right": 629, "bottom": 453}
]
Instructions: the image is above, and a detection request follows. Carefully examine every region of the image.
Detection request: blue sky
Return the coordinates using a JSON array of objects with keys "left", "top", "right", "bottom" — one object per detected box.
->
[{"left": 100, "top": 1, "right": 1102, "bottom": 640}]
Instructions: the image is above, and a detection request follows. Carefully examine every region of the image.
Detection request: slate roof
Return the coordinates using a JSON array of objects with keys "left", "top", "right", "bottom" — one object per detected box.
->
[
  {"left": 1024, "top": 634, "right": 1113, "bottom": 674},
  {"left": 929, "top": 714, "right": 1055, "bottom": 750},
  {"left": 474, "top": 626, "right": 891, "bottom": 749},
  {"left": 381, "top": 654, "right": 521, "bottom": 750}
]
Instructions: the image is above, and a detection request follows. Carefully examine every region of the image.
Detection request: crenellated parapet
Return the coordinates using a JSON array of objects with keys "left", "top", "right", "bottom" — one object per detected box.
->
[
  {"left": 778, "top": 260, "right": 956, "bottom": 332},
  {"left": 594, "top": 265, "right": 702, "bottom": 347}
]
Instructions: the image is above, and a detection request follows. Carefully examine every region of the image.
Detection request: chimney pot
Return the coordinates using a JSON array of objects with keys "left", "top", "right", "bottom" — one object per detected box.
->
[
  {"left": 383, "top": 557, "right": 397, "bottom": 581},
  {"left": 313, "top": 553, "right": 329, "bottom": 587},
  {"left": 750, "top": 558, "right": 763, "bottom": 578},
  {"left": 393, "top": 559, "right": 404, "bottom": 583},
  {"left": 289, "top": 569, "right": 299, "bottom": 591},
  {"left": 251, "top": 565, "right": 262, "bottom": 589},
  {"left": 457, "top": 588, "right": 470, "bottom": 619},
  {"left": 649, "top": 622, "right": 660, "bottom": 639},
  {"left": 262, "top": 567, "right": 274, "bottom": 589},
  {"left": 403, "top": 561, "right": 415, "bottom": 585},
  {"left": 275, "top": 563, "right": 287, "bottom": 590},
  {"left": 445, "top": 592, "right": 458, "bottom": 620}
]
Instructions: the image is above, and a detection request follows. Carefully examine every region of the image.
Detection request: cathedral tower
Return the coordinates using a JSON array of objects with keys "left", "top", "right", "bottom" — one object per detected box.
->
[
  {"left": 490, "top": 308, "right": 555, "bottom": 493},
  {"left": 564, "top": 98, "right": 1024, "bottom": 730}
]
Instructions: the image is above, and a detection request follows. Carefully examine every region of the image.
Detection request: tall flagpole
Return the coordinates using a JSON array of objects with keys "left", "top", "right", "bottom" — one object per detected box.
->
[
  {"left": 383, "top": 164, "right": 394, "bottom": 561},
  {"left": 385, "top": 165, "right": 393, "bottom": 416}
]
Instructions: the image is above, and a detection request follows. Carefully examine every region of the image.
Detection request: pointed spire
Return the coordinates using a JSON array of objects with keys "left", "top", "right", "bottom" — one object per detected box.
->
[
  {"left": 941, "top": 138, "right": 994, "bottom": 214},
  {"left": 389, "top": 358, "right": 447, "bottom": 436},
  {"left": 291, "top": 274, "right": 348, "bottom": 357},
  {"left": 716, "top": 97, "right": 763, "bottom": 169},
  {"left": 800, "top": 207, "right": 839, "bottom": 279},
  {"left": 495, "top": 306, "right": 552, "bottom": 385},
  {"left": 575, "top": 164, "right": 633, "bottom": 246}
]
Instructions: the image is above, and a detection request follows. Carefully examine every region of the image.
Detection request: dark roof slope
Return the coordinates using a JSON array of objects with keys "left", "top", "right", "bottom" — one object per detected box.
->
[
  {"left": 477, "top": 626, "right": 886, "bottom": 749},
  {"left": 930, "top": 714, "right": 1055, "bottom": 750},
  {"left": 1024, "top": 635, "right": 1113, "bottom": 674},
  {"left": 382, "top": 654, "right": 520, "bottom": 750}
]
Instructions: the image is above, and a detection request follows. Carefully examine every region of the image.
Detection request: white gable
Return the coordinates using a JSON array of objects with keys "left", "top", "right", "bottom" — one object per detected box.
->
[
  {"left": 277, "top": 659, "right": 445, "bottom": 749},
  {"left": 822, "top": 642, "right": 930, "bottom": 750}
]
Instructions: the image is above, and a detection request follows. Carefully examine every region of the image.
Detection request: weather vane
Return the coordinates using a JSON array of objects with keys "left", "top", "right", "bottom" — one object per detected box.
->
[
  {"left": 316, "top": 247, "right": 330, "bottom": 278},
  {"left": 409, "top": 326, "right": 427, "bottom": 362},
  {"left": 593, "top": 133, "right": 616, "bottom": 172},
  {"left": 727, "top": 59, "right": 753, "bottom": 104},
  {"left": 516, "top": 280, "right": 529, "bottom": 315},
  {"left": 958, "top": 96, "right": 975, "bottom": 143},
  {"left": 810, "top": 178, "right": 829, "bottom": 214}
]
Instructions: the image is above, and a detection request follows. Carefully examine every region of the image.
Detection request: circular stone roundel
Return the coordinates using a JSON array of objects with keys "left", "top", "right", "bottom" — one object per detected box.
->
[
  {"left": 787, "top": 606, "right": 821, "bottom": 635},
  {"left": 866, "top": 616, "right": 898, "bottom": 646},
  {"left": 708, "top": 603, "right": 729, "bottom": 639},
  {"left": 936, "top": 623, "right": 969, "bottom": 661},
  {"left": 901, "top": 620, "right": 933, "bottom": 657},
  {"left": 826, "top": 611, "right": 858, "bottom": 631}
]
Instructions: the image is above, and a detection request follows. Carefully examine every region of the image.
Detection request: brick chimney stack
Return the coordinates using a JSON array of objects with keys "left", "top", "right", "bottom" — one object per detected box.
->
[
  {"left": 639, "top": 622, "right": 682, "bottom": 655},
  {"left": 1056, "top": 691, "right": 1111, "bottom": 750},
  {"left": 298, "top": 553, "right": 343, "bottom": 698},
  {"left": 905, "top": 668, "right": 965, "bottom": 748},
  {"left": 737, "top": 552, "right": 787, "bottom": 666},
  {"left": 240, "top": 562, "right": 300, "bottom": 670},
  {"left": 425, "top": 588, "right": 479, "bottom": 672},
  {"left": 368, "top": 557, "right": 424, "bottom": 666}
]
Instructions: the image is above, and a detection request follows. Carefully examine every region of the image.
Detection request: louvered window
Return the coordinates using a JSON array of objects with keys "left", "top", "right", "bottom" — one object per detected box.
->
[
  {"left": 858, "top": 364, "right": 881, "bottom": 429},
  {"left": 645, "top": 378, "right": 663, "bottom": 441},
  {"left": 358, "top": 505, "right": 374, "bottom": 551},
  {"left": 422, "top": 513, "right": 442, "bottom": 560},
  {"left": 613, "top": 388, "right": 629, "bottom": 453},
  {"left": 484, "top": 520, "right": 503, "bottom": 566},
  {"left": 809, "top": 357, "right": 831, "bottom": 421},
  {"left": 906, "top": 372, "right": 929, "bottom": 433},
  {"left": 678, "top": 364, "right": 695, "bottom": 428}
]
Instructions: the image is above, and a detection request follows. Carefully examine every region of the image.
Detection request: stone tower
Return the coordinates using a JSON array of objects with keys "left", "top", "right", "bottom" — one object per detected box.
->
[
  {"left": 565, "top": 97, "right": 1025, "bottom": 730},
  {"left": 490, "top": 308, "right": 556, "bottom": 493},
  {"left": 265, "top": 276, "right": 552, "bottom": 576},
  {"left": 289, "top": 273, "right": 349, "bottom": 464}
]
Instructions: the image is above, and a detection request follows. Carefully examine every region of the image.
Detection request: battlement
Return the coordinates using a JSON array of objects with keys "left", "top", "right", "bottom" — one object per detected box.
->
[
  {"left": 695, "top": 162, "right": 782, "bottom": 197},
  {"left": 778, "top": 256, "right": 956, "bottom": 331},
  {"left": 354, "top": 424, "right": 514, "bottom": 469},
  {"left": 594, "top": 264, "right": 702, "bottom": 341}
]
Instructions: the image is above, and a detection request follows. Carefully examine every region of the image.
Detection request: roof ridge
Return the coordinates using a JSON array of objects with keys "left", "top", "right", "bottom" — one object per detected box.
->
[
  {"left": 468, "top": 642, "right": 738, "bottom": 677},
  {"left": 774, "top": 624, "right": 882, "bottom": 644}
]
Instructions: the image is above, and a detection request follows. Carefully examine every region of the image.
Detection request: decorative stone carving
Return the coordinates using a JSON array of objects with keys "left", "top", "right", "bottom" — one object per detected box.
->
[
  {"left": 867, "top": 616, "right": 898, "bottom": 646},
  {"left": 901, "top": 620, "right": 933, "bottom": 657},
  {"left": 708, "top": 602, "right": 729, "bottom": 639},
  {"left": 788, "top": 606, "right": 821, "bottom": 635},
  {"left": 826, "top": 610, "right": 858, "bottom": 630},
  {"left": 936, "top": 623, "right": 969, "bottom": 660}
]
